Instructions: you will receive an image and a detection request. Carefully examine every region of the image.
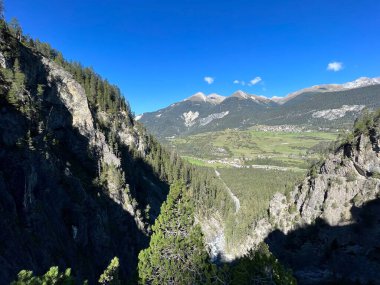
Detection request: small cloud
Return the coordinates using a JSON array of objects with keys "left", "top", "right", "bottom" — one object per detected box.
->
[
  {"left": 249, "top": 76, "right": 262, "bottom": 86},
  {"left": 327, "top": 61, "right": 343, "bottom": 72},
  {"left": 235, "top": 78, "right": 263, "bottom": 87},
  {"left": 204, "top": 76, "right": 214, "bottom": 84},
  {"left": 234, "top": 80, "right": 245, "bottom": 85}
]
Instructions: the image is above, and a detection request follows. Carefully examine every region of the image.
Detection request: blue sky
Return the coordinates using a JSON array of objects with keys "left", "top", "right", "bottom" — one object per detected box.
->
[{"left": 5, "top": 0, "right": 380, "bottom": 114}]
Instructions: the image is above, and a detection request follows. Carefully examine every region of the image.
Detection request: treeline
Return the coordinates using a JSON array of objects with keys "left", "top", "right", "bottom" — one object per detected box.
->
[
  {"left": 0, "top": 15, "right": 296, "bottom": 284},
  {"left": 0, "top": 14, "right": 232, "bottom": 233},
  {"left": 3, "top": 17, "right": 130, "bottom": 116},
  {"left": 12, "top": 257, "right": 120, "bottom": 285},
  {"left": 138, "top": 182, "right": 296, "bottom": 285},
  {"left": 143, "top": 133, "right": 236, "bottom": 220}
]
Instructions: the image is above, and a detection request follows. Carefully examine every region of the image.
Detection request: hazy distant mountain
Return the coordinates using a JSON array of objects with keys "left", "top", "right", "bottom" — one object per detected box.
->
[{"left": 138, "top": 77, "right": 380, "bottom": 138}]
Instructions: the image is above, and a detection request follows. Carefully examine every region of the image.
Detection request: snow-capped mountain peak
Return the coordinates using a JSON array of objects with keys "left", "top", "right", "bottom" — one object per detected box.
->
[
  {"left": 206, "top": 93, "right": 226, "bottom": 104},
  {"left": 185, "top": 92, "right": 207, "bottom": 102},
  {"left": 185, "top": 92, "right": 226, "bottom": 104},
  {"left": 275, "top": 76, "right": 380, "bottom": 104},
  {"left": 342, "top": 77, "right": 380, "bottom": 89},
  {"left": 231, "top": 90, "right": 249, "bottom": 99},
  {"left": 139, "top": 77, "right": 380, "bottom": 139}
]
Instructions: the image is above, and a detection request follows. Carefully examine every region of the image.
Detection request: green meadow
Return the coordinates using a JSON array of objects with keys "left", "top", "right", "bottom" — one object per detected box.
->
[
  {"left": 167, "top": 129, "right": 338, "bottom": 239},
  {"left": 171, "top": 129, "right": 338, "bottom": 170}
]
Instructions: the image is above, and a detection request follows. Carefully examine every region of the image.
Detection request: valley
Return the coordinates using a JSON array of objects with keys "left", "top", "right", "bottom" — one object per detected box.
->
[
  {"left": 2, "top": 1, "right": 380, "bottom": 284},
  {"left": 163, "top": 128, "right": 338, "bottom": 257},
  {"left": 138, "top": 79, "right": 380, "bottom": 269},
  {"left": 168, "top": 127, "right": 338, "bottom": 170}
]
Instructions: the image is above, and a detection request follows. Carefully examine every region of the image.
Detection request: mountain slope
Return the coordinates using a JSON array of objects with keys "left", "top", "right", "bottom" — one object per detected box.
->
[
  {"left": 0, "top": 20, "right": 298, "bottom": 284},
  {"left": 139, "top": 79, "right": 380, "bottom": 139},
  {"left": 0, "top": 19, "right": 206, "bottom": 283},
  {"left": 0, "top": 21, "right": 179, "bottom": 283},
  {"left": 233, "top": 111, "right": 380, "bottom": 284}
]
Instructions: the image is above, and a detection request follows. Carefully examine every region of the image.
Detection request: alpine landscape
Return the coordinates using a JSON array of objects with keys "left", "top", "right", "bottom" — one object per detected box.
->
[{"left": 1, "top": 1, "right": 380, "bottom": 284}]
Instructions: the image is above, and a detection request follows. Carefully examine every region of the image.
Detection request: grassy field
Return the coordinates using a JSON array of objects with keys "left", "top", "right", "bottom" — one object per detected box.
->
[
  {"left": 166, "top": 129, "right": 338, "bottom": 246},
  {"left": 170, "top": 129, "right": 338, "bottom": 170}
]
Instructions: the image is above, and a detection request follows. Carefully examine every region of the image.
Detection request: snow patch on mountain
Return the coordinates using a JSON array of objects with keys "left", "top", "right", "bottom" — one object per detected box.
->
[
  {"left": 199, "top": 111, "right": 229, "bottom": 126},
  {"left": 275, "top": 77, "right": 380, "bottom": 104},
  {"left": 182, "top": 111, "right": 200, "bottom": 127},
  {"left": 185, "top": 92, "right": 207, "bottom": 102},
  {"left": 312, "top": 105, "right": 365, "bottom": 120},
  {"left": 232, "top": 90, "right": 249, "bottom": 99},
  {"left": 135, "top": 114, "right": 143, "bottom": 121},
  {"left": 185, "top": 92, "right": 226, "bottom": 104},
  {"left": 155, "top": 114, "right": 162, "bottom": 118},
  {"left": 207, "top": 93, "right": 226, "bottom": 104},
  {"left": 342, "top": 77, "right": 380, "bottom": 89}
]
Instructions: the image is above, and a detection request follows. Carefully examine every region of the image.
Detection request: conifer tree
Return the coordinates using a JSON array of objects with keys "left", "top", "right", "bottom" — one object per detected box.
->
[
  {"left": 98, "top": 257, "right": 121, "bottom": 285},
  {"left": 6, "top": 58, "right": 25, "bottom": 106},
  {"left": 138, "top": 182, "right": 213, "bottom": 284},
  {"left": 9, "top": 18, "right": 22, "bottom": 39},
  {"left": 11, "top": 267, "right": 74, "bottom": 285}
]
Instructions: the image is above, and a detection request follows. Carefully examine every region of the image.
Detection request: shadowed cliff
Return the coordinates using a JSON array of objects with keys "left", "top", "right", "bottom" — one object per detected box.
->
[
  {"left": 266, "top": 198, "right": 380, "bottom": 284},
  {"left": 0, "top": 25, "right": 170, "bottom": 283}
]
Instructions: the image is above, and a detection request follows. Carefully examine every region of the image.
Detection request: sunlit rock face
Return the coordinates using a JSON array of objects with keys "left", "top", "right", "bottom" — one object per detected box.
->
[
  {"left": 205, "top": 119, "right": 380, "bottom": 284},
  {"left": 0, "top": 34, "right": 167, "bottom": 283}
]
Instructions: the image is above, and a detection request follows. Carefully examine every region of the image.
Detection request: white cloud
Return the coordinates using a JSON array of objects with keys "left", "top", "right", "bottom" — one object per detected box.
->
[
  {"left": 327, "top": 61, "right": 343, "bottom": 72},
  {"left": 249, "top": 76, "right": 262, "bottom": 86},
  {"left": 234, "top": 77, "right": 263, "bottom": 86},
  {"left": 204, "top": 76, "right": 214, "bottom": 84}
]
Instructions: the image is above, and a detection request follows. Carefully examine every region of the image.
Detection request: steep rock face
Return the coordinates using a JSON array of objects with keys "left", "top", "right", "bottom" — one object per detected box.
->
[
  {"left": 215, "top": 120, "right": 380, "bottom": 283},
  {"left": 42, "top": 58, "right": 94, "bottom": 136},
  {"left": 284, "top": 131, "right": 380, "bottom": 229},
  {"left": 0, "top": 35, "right": 168, "bottom": 283},
  {"left": 252, "top": 124, "right": 380, "bottom": 283}
]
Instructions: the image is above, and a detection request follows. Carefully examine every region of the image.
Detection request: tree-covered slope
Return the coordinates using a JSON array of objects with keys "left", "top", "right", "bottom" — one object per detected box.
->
[
  {"left": 0, "top": 17, "right": 297, "bottom": 284},
  {"left": 0, "top": 18, "right": 167, "bottom": 283}
]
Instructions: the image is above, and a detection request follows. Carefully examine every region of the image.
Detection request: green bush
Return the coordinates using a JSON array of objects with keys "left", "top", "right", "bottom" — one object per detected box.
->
[{"left": 11, "top": 267, "right": 74, "bottom": 285}]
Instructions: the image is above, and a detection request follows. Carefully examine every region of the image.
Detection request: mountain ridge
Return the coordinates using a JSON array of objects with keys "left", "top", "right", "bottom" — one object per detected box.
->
[
  {"left": 139, "top": 77, "right": 380, "bottom": 139},
  {"left": 139, "top": 76, "right": 380, "bottom": 116}
]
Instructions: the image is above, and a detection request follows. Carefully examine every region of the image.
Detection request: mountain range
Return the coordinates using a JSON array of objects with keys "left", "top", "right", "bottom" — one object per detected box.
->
[
  {"left": 0, "top": 18, "right": 293, "bottom": 284},
  {"left": 138, "top": 77, "right": 380, "bottom": 139},
  {"left": 3, "top": 16, "right": 380, "bottom": 284}
]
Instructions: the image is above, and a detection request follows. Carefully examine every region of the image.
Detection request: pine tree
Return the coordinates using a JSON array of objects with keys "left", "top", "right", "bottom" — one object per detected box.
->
[
  {"left": 138, "top": 182, "right": 213, "bottom": 284},
  {"left": 9, "top": 18, "right": 22, "bottom": 39},
  {"left": 54, "top": 52, "right": 64, "bottom": 66},
  {"left": 98, "top": 257, "right": 121, "bottom": 285},
  {"left": 11, "top": 267, "right": 75, "bottom": 285},
  {"left": 6, "top": 58, "right": 26, "bottom": 107}
]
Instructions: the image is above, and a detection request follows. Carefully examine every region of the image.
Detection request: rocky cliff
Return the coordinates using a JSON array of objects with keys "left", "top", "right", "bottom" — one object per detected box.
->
[
  {"left": 230, "top": 113, "right": 380, "bottom": 283},
  {"left": 0, "top": 25, "right": 170, "bottom": 283}
]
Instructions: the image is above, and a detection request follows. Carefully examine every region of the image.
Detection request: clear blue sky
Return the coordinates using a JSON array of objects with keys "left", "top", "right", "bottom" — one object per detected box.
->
[{"left": 5, "top": 0, "right": 380, "bottom": 114}]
